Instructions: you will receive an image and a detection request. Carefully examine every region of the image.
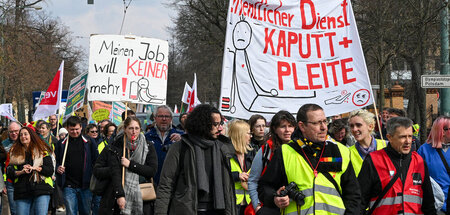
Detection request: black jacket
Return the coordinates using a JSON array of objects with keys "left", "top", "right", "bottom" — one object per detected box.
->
[
  {"left": 258, "top": 139, "right": 361, "bottom": 215},
  {"left": 358, "top": 144, "right": 436, "bottom": 214},
  {"left": 155, "top": 134, "right": 237, "bottom": 215},
  {"left": 94, "top": 134, "right": 157, "bottom": 215},
  {"left": 7, "top": 152, "right": 54, "bottom": 200}
]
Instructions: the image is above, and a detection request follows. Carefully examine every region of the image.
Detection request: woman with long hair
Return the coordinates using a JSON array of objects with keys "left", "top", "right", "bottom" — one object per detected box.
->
[
  {"left": 248, "top": 114, "right": 267, "bottom": 151},
  {"left": 7, "top": 127, "right": 54, "bottom": 215},
  {"left": 94, "top": 116, "right": 157, "bottom": 215},
  {"left": 418, "top": 116, "right": 450, "bottom": 214},
  {"left": 228, "top": 120, "right": 255, "bottom": 215},
  {"left": 348, "top": 109, "right": 386, "bottom": 177},
  {"left": 248, "top": 110, "right": 296, "bottom": 214}
]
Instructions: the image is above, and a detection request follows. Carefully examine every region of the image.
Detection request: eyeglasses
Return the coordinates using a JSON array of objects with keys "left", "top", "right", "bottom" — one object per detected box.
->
[
  {"left": 444, "top": 128, "right": 449, "bottom": 132},
  {"left": 212, "top": 121, "right": 225, "bottom": 128},
  {"left": 306, "top": 120, "right": 328, "bottom": 126},
  {"left": 89, "top": 130, "right": 98, "bottom": 133},
  {"left": 156, "top": 115, "right": 171, "bottom": 119},
  {"left": 8, "top": 130, "right": 19, "bottom": 134}
]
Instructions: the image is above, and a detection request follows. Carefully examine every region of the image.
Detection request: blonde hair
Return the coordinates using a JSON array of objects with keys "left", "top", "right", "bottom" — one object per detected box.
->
[
  {"left": 228, "top": 120, "right": 252, "bottom": 154},
  {"left": 349, "top": 109, "right": 375, "bottom": 132}
]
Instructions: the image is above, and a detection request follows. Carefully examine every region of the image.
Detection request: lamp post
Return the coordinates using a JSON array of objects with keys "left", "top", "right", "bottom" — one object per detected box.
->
[{"left": 441, "top": 0, "right": 450, "bottom": 116}]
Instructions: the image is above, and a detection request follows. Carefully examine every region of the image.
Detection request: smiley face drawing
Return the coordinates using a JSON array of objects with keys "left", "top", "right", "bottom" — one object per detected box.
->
[{"left": 352, "top": 89, "right": 370, "bottom": 106}]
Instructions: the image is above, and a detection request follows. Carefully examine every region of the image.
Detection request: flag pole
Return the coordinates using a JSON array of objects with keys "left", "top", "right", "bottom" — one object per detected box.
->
[
  {"left": 372, "top": 95, "right": 384, "bottom": 141},
  {"left": 122, "top": 102, "right": 128, "bottom": 187}
]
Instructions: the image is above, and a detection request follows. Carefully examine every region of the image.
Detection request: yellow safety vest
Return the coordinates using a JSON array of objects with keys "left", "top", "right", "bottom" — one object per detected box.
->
[
  {"left": 13, "top": 151, "right": 53, "bottom": 188},
  {"left": 98, "top": 140, "right": 108, "bottom": 154},
  {"left": 282, "top": 140, "right": 349, "bottom": 215},
  {"left": 349, "top": 138, "right": 386, "bottom": 177},
  {"left": 229, "top": 158, "right": 251, "bottom": 205}
]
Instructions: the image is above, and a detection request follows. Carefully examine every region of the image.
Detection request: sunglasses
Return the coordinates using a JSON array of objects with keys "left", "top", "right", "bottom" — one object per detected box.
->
[{"left": 89, "top": 130, "right": 99, "bottom": 133}]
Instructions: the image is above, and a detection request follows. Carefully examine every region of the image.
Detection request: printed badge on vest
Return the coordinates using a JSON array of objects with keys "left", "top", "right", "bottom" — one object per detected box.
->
[{"left": 412, "top": 173, "right": 422, "bottom": 185}]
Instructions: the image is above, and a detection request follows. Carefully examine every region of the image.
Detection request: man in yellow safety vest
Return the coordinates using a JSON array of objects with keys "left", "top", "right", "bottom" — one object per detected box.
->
[{"left": 258, "top": 104, "right": 361, "bottom": 215}]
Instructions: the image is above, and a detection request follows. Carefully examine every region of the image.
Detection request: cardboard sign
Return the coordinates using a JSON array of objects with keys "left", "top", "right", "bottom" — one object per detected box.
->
[
  {"left": 87, "top": 34, "right": 168, "bottom": 105},
  {"left": 64, "top": 72, "right": 88, "bottom": 118},
  {"left": 219, "top": 0, "right": 373, "bottom": 119},
  {"left": 92, "top": 109, "right": 110, "bottom": 122}
]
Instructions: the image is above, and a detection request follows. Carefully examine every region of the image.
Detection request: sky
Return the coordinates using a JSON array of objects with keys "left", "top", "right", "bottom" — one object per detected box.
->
[{"left": 43, "top": 0, "right": 174, "bottom": 70}]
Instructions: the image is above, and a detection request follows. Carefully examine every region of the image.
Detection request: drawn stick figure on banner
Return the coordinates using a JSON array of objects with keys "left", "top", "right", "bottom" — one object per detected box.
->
[{"left": 222, "top": 16, "right": 316, "bottom": 114}]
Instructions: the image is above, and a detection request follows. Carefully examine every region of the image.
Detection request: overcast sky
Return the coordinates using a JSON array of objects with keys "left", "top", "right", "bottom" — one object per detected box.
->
[{"left": 44, "top": 0, "right": 174, "bottom": 69}]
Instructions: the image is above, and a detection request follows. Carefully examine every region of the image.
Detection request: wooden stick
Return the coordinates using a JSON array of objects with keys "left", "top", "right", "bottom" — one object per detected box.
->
[
  {"left": 61, "top": 137, "right": 69, "bottom": 167},
  {"left": 122, "top": 102, "right": 128, "bottom": 187},
  {"left": 372, "top": 97, "right": 384, "bottom": 141},
  {"left": 56, "top": 113, "right": 61, "bottom": 138}
]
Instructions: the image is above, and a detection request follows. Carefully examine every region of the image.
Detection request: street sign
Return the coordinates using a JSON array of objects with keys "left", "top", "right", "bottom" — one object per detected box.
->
[{"left": 421, "top": 75, "right": 450, "bottom": 88}]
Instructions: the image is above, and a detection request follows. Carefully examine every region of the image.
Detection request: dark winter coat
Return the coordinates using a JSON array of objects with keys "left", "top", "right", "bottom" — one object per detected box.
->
[
  {"left": 155, "top": 134, "right": 237, "bottom": 215},
  {"left": 94, "top": 134, "right": 157, "bottom": 215}
]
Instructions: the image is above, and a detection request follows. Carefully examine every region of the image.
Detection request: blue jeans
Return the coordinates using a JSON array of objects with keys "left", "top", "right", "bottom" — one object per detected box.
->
[
  {"left": 6, "top": 181, "right": 15, "bottom": 215},
  {"left": 91, "top": 195, "right": 101, "bottom": 215},
  {"left": 15, "top": 195, "right": 50, "bottom": 215},
  {"left": 63, "top": 187, "right": 92, "bottom": 215}
]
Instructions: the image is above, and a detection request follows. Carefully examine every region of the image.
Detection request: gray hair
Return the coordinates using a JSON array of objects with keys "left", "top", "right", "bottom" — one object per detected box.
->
[
  {"left": 155, "top": 105, "right": 173, "bottom": 117},
  {"left": 386, "top": 117, "right": 413, "bottom": 135},
  {"left": 8, "top": 121, "right": 21, "bottom": 130}
]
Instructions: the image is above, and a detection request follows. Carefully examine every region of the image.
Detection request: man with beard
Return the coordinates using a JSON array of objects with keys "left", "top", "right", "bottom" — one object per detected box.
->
[{"left": 145, "top": 105, "right": 183, "bottom": 185}]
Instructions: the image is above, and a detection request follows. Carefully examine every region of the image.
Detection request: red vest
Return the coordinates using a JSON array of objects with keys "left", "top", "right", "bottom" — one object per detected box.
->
[{"left": 370, "top": 150, "right": 425, "bottom": 214}]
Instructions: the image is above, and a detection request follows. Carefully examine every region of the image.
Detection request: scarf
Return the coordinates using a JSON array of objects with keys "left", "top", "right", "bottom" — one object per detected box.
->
[
  {"left": 9, "top": 148, "right": 45, "bottom": 183},
  {"left": 122, "top": 133, "right": 148, "bottom": 215},
  {"left": 189, "top": 135, "right": 226, "bottom": 210},
  {"left": 355, "top": 136, "right": 377, "bottom": 160}
]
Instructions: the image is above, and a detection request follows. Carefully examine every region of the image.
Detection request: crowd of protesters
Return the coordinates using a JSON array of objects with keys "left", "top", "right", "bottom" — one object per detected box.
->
[{"left": 0, "top": 104, "right": 447, "bottom": 215}]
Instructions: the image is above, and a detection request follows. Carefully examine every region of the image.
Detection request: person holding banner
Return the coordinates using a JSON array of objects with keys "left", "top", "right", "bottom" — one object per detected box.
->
[
  {"left": 94, "top": 116, "right": 157, "bottom": 215},
  {"left": 348, "top": 110, "right": 386, "bottom": 177},
  {"left": 258, "top": 104, "right": 361, "bottom": 215},
  {"left": 155, "top": 104, "right": 236, "bottom": 215},
  {"left": 55, "top": 116, "right": 98, "bottom": 215},
  {"left": 6, "top": 126, "right": 54, "bottom": 215}
]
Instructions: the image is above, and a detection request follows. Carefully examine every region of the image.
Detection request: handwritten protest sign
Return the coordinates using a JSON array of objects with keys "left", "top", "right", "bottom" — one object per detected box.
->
[
  {"left": 87, "top": 34, "right": 168, "bottom": 105},
  {"left": 64, "top": 72, "right": 88, "bottom": 118},
  {"left": 219, "top": 0, "right": 373, "bottom": 119},
  {"left": 92, "top": 101, "right": 112, "bottom": 113},
  {"left": 92, "top": 109, "right": 110, "bottom": 122}
]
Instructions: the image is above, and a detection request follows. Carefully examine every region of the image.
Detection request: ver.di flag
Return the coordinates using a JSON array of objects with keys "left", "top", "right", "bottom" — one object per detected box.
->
[{"left": 33, "top": 61, "right": 64, "bottom": 120}]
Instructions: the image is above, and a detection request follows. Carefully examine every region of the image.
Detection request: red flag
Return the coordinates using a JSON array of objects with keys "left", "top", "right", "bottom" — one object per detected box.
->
[
  {"left": 187, "top": 73, "right": 200, "bottom": 112},
  {"left": 33, "top": 61, "right": 64, "bottom": 120}
]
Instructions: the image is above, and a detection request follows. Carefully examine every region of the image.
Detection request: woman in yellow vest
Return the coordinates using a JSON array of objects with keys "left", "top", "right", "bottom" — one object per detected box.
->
[
  {"left": 6, "top": 126, "right": 54, "bottom": 215},
  {"left": 348, "top": 109, "right": 386, "bottom": 176},
  {"left": 228, "top": 120, "right": 254, "bottom": 215}
]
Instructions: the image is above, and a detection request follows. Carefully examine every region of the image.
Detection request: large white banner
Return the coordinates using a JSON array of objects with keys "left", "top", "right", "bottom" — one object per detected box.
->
[
  {"left": 87, "top": 35, "right": 168, "bottom": 105},
  {"left": 220, "top": 0, "right": 373, "bottom": 120}
]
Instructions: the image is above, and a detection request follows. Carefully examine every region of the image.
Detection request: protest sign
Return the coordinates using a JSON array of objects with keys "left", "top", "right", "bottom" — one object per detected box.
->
[
  {"left": 92, "top": 101, "right": 112, "bottom": 113},
  {"left": 92, "top": 109, "right": 110, "bottom": 122},
  {"left": 111, "top": 101, "right": 126, "bottom": 125},
  {"left": 219, "top": 0, "right": 373, "bottom": 119},
  {"left": 87, "top": 34, "right": 168, "bottom": 105},
  {"left": 64, "top": 72, "right": 88, "bottom": 118}
]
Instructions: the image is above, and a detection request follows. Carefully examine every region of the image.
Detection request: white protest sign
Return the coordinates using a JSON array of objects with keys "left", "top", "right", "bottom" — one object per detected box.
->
[
  {"left": 220, "top": 0, "right": 373, "bottom": 120},
  {"left": 87, "top": 34, "right": 168, "bottom": 104}
]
